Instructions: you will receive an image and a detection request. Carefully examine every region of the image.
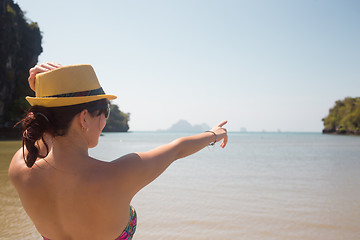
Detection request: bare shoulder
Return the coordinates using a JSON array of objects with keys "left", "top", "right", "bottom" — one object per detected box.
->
[
  {"left": 102, "top": 153, "right": 143, "bottom": 194},
  {"left": 107, "top": 147, "right": 178, "bottom": 197},
  {"left": 8, "top": 148, "right": 26, "bottom": 185},
  {"left": 86, "top": 153, "right": 141, "bottom": 182},
  {"left": 111, "top": 153, "right": 141, "bottom": 164},
  {"left": 107, "top": 153, "right": 142, "bottom": 176}
]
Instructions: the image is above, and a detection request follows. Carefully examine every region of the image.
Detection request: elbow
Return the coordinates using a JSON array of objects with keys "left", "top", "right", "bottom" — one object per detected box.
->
[{"left": 172, "top": 137, "right": 186, "bottom": 160}]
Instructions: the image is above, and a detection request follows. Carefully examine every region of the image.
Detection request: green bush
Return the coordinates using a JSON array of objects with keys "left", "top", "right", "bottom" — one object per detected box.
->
[{"left": 322, "top": 97, "right": 360, "bottom": 134}]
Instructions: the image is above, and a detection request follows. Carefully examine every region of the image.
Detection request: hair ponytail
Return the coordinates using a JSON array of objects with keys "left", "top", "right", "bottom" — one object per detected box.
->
[{"left": 20, "top": 106, "right": 53, "bottom": 168}]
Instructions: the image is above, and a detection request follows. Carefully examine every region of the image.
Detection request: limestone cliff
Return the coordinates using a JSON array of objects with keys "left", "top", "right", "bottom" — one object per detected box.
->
[{"left": 0, "top": 0, "right": 42, "bottom": 128}]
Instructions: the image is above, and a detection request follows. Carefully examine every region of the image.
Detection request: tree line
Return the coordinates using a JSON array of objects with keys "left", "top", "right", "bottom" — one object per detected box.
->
[{"left": 322, "top": 97, "right": 360, "bottom": 135}]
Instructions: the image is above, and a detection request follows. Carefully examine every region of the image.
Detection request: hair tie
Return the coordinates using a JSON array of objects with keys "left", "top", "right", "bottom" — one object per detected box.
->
[{"left": 37, "top": 113, "right": 49, "bottom": 122}]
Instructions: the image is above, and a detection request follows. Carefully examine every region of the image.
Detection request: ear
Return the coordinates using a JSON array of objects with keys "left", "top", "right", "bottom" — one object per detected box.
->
[{"left": 79, "top": 109, "right": 89, "bottom": 130}]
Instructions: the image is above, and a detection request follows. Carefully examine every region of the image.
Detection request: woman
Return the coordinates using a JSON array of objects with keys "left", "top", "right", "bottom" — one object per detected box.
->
[{"left": 9, "top": 63, "right": 228, "bottom": 240}]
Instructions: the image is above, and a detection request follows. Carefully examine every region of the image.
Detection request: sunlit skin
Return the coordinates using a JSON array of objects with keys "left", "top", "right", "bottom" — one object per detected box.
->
[{"left": 9, "top": 63, "right": 228, "bottom": 240}]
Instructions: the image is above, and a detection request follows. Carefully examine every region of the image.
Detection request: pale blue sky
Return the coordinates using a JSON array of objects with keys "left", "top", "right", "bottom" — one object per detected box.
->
[{"left": 18, "top": 0, "right": 360, "bottom": 132}]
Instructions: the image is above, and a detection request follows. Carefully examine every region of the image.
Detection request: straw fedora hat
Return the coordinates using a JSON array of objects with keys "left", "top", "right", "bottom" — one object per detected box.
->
[{"left": 26, "top": 64, "right": 117, "bottom": 107}]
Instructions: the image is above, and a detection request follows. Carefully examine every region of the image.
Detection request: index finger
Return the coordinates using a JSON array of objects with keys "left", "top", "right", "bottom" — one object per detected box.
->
[{"left": 218, "top": 120, "right": 228, "bottom": 128}]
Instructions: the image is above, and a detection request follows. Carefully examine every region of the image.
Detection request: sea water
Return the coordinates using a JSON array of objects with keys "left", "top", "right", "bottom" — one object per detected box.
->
[{"left": 1, "top": 132, "right": 360, "bottom": 239}]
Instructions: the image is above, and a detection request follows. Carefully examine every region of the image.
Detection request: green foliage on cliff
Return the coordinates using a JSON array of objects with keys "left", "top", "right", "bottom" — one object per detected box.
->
[
  {"left": 103, "top": 104, "right": 130, "bottom": 132},
  {"left": 322, "top": 97, "right": 360, "bottom": 135},
  {"left": 0, "top": 0, "right": 42, "bottom": 127}
]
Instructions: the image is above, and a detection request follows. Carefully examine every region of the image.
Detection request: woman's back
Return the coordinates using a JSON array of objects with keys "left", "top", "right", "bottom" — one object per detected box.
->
[
  {"left": 10, "top": 148, "right": 132, "bottom": 240},
  {"left": 9, "top": 63, "right": 228, "bottom": 239}
]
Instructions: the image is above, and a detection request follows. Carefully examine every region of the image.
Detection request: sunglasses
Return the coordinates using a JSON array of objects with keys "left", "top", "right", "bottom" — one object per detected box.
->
[{"left": 87, "top": 102, "right": 110, "bottom": 119}]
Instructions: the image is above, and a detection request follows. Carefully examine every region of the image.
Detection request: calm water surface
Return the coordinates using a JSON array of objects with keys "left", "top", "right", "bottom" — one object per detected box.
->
[{"left": 1, "top": 133, "right": 360, "bottom": 239}]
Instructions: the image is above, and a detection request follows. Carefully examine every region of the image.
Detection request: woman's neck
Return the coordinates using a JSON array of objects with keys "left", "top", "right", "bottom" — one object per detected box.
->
[{"left": 49, "top": 129, "right": 90, "bottom": 165}]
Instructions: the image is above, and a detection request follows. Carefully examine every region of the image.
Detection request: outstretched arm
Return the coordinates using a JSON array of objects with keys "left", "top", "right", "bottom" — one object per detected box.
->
[{"left": 113, "top": 121, "right": 228, "bottom": 197}]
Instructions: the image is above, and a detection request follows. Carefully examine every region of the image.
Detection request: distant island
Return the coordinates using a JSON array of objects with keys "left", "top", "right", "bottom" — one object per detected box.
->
[
  {"left": 322, "top": 97, "right": 360, "bottom": 135},
  {"left": 159, "top": 120, "right": 210, "bottom": 132}
]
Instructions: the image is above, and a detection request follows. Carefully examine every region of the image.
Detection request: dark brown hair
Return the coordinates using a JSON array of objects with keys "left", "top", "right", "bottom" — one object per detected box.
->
[{"left": 19, "top": 99, "right": 108, "bottom": 168}]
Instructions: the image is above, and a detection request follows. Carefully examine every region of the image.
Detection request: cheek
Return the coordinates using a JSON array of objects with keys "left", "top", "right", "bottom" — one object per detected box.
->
[
  {"left": 88, "top": 118, "right": 102, "bottom": 148},
  {"left": 99, "top": 115, "right": 106, "bottom": 130}
]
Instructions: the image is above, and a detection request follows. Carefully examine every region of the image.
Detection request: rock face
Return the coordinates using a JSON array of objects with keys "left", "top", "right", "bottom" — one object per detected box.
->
[
  {"left": 102, "top": 104, "right": 130, "bottom": 132},
  {"left": 0, "top": 0, "right": 42, "bottom": 127}
]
